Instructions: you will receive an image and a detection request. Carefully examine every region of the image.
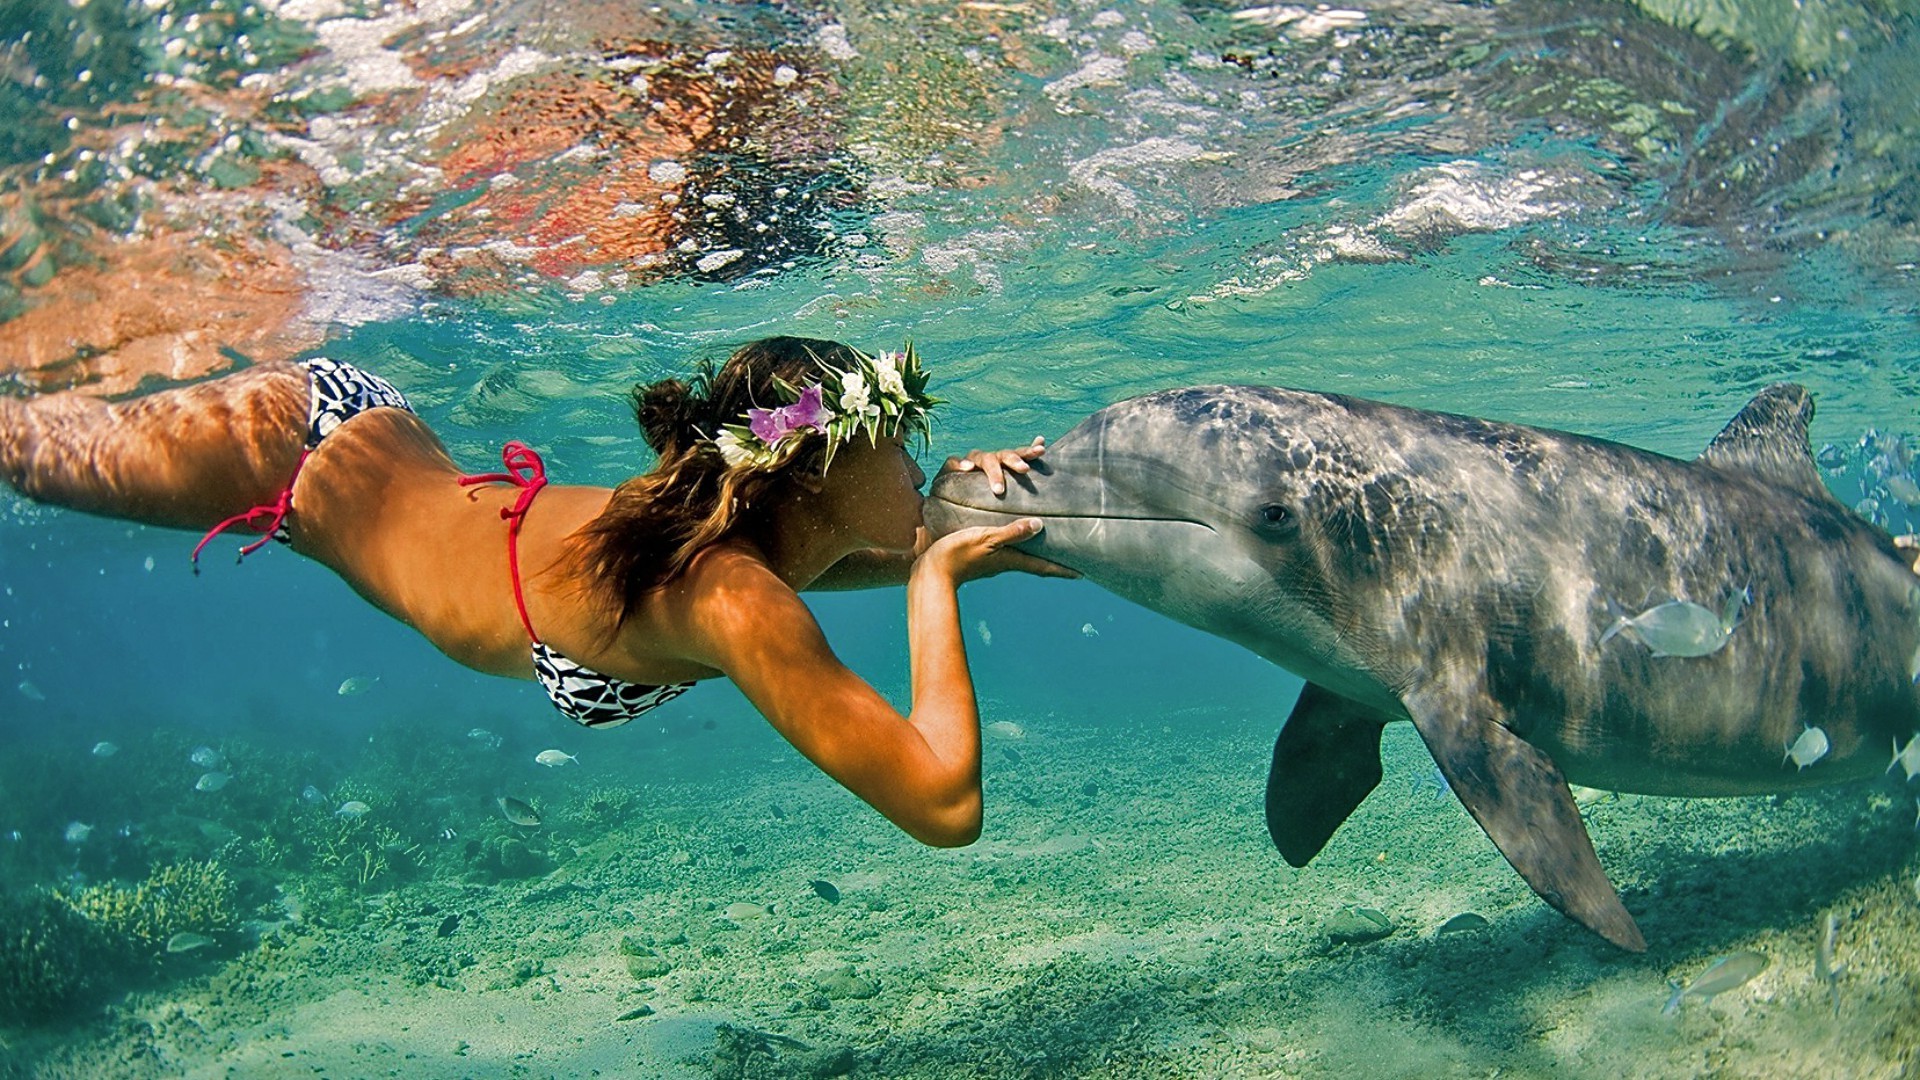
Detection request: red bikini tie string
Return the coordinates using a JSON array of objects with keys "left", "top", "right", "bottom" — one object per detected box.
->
[
  {"left": 190, "top": 448, "right": 311, "bottom": 573},
  {"left": 457, "top": 440, "right": 549, "bottom": 643}
]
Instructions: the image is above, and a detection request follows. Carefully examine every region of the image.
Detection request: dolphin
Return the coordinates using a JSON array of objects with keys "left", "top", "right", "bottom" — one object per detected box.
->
[{"left": 927, "top": 383, "right": 1920, "bottom": 951}]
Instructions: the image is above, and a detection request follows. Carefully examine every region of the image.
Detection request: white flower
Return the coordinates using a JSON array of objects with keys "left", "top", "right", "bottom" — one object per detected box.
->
[
  {"left": 713, "top": 429, "right": 756, "bottom": 467},
  {"left": 872, "top": 351, "right": 906, "bottom": 398},
  {"left": 837, "top": 371, "right": 874, "bottom": 416}
]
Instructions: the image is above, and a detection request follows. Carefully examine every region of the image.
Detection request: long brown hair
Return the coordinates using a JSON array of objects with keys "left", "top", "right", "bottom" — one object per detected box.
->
[{"left": 570, "top": 336, "right": 868, "bottom": 624}]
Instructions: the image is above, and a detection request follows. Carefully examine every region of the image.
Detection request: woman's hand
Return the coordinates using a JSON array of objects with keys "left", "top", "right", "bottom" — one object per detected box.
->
[
  {"left": 916, "top": 517, "right": 1076, "bottom": 585},
  {"left": 943, "top": 436, "right": 1047, "bottom": 497}
]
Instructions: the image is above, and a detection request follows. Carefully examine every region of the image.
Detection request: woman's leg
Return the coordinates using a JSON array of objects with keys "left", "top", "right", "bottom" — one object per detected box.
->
[{"left": 0, "top": 362, "right": 309, "bottom": 530}]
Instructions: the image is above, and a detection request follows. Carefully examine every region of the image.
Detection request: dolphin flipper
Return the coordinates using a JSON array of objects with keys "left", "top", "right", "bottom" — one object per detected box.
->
[
  {"left": 1265, "top": 682, "right": 1386, "bottom": 866},
  {"left": 1405, "top": 685, "right": 1647, "bottom": 952}
]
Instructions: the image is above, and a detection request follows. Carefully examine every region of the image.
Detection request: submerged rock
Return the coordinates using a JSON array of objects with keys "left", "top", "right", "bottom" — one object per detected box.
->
[
  {"left": 484, "top": 837, "right": 550, "bottom": 879},
  {"left": 815, "top": 965, "right": 879, "bottom": 1000},
  {"left": 626, "top": 954, "right": 672, "bottom": 979},
  {"left": 1325, "top": 906, "right": 1394, "bottom": 944},
  {"left": 1437, "top": 912, "right": 1490, "bottom": 936}
]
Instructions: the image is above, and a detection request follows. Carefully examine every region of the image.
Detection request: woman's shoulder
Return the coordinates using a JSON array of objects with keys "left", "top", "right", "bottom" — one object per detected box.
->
[
  {"left": 668, "top": 541, "right": 809, "bottom": 625},
  {"left": 675, "top": 539, "right": 790, "bottom": 598}
]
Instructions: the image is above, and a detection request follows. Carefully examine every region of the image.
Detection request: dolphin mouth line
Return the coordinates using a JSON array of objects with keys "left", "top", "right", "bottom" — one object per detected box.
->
[{"left": 929, "top": 495, "right": 1216, "bottom": 533}]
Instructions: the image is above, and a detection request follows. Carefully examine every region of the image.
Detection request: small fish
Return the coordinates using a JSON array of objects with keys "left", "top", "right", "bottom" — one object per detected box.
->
[
  {"left": 337, "top": 675, "right": 379, "bottom": 696},
  {"left": 17, "top": 680, "right": 45, "bottom": 701},
  {"left": 1601, "top": 587, "right": 1749, "bottom": 658},
  {"left": 1783, "top": 724, "right": 1830, "bottom": 770},
  {"left": 334, "top": 800, "right": 371, "bottom": 819},
  {"left": 91, "top": 741, "right": 118, "bottom": 758},
  {"left": 723, "top": 901, "right": 770, "bottom": 922},
  {"left": 439, "top": 827, "right": 458, "bottom": 841},
  {"left": 5, "top": 830, "right": 20, "bottom": 842},
  {"left": 165, "top": 931, "right": 215, "bottom": 954},
  {"left": 1080, "top": 622, "right": 1099, "bottom": 637},
  {"left": 975, "top": 620, "right": 993, "bottom": 647},
  {"left": 496, "top": 796, "right": 541, "bottom": 827},
  {"left": 436, "top": 913, "right": 461, "bottom": 938},
  {"left": 1663, "top": 951, "right": 1769, "bottom": 1014},
  {"left": 189, "top": 746, "right": 223, "bottom": 768},
  {"left": 143, "top": 555, "right": 155, "bottom": 572},
  {"left": 809, "top": 879, "right": 842, "bottom": 904},
  {"left": 534, "top": 749, "right": 577, "bottom": 768},
  {"left": 986, "top": 720, "right": 1026, "bottom": 740},
  {"left": 1815, "top": 913, "right": 1846, "bottom": 1016},
  {"left": 1887, "top": 473, "right": 1920, "bottom": 507},
  {"left": 300, "top": 785, "right": 324, "bottom": 804},
  {"left": 64, "top": 821, "right": 93, "bottom": 843},
  {"left": 1888, "top": 733, "right": 1920, "bottom": 782},
  {"left": 194, "top": 771, "right": 231, "bottom": 792},
  {"left": 1436, "top": 912, "right": 1489, "bottom": 935}
]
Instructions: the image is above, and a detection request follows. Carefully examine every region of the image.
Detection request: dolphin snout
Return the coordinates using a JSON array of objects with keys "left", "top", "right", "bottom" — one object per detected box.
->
[{"left": 925, "top": 466, "right": 1037, "bottom": 537}]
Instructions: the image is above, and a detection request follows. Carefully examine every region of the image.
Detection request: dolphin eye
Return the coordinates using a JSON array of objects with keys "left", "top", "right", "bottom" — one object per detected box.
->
[{"left": 1256, "top": 503, "right": 1295, "bottom": 531}]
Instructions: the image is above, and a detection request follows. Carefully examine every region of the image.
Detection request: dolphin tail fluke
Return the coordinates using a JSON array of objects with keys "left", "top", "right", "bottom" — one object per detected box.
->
[
  {"left": 1405, "top": 685, "right": 1647, "bottom": 953},
  {"left": 1264, "top": 683, "right": 1386, "bottom": 866}
]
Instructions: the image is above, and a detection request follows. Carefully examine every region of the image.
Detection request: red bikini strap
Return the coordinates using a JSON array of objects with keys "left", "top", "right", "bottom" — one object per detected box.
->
[
  {"left": 191, "top": 448, "right": 310, "bottom": 572},
  {"left": 457, "top": 441, "right": 549, "bottom": 644}
]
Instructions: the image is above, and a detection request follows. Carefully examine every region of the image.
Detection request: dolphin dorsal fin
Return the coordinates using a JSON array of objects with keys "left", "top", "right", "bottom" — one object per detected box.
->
[{"left": 1697, "top": 383, "right": 1834, "bottom": 502}]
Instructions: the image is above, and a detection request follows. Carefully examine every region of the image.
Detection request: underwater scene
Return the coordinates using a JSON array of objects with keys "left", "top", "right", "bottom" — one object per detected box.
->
[{"left": 2, "top": 0, "right": 1919, "bottom": 1075}]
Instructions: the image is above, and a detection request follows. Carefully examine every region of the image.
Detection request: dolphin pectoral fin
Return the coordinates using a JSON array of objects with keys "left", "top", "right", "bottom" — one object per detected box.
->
[
  {"left": 1265, "top": 683, "right": 1386, "bottom": 867},
  {"left": 1405, "top": 689, "right": 1647, "bottom": 953}
]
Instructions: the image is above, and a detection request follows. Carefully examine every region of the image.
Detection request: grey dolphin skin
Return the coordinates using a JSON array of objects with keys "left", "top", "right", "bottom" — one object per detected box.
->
[{"left": 926, "top": 383, "right": 1920, "bottom": 951}]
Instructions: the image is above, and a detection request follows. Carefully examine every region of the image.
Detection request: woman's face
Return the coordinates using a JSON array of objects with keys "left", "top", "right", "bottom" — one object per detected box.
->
[{"left": 817, "top": 430, "right": 927, "bottom": 551}]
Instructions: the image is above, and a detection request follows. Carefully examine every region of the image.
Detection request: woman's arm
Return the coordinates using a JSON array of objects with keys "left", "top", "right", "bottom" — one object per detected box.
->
[
  {"left": 805, "top": 545, "right": 918, "bottom": 591},
  {"left": 673, "top": 522, "right": 1044, "bottom": 846}
]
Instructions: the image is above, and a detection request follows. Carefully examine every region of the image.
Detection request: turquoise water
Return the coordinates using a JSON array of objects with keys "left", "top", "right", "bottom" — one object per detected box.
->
[{"left": 2, "top": 0, "right": 1918, "bottom": 1075}]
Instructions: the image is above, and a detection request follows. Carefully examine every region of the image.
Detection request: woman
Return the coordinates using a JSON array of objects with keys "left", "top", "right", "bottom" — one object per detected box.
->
[{"left": 0, "top": 337, "right": 1067, "bottom": 846}]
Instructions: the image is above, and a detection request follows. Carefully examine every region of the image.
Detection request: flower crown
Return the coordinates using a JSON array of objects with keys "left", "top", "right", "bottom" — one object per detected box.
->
[{"left": 709, "top": 342, "right": 941, "bottom": 471}]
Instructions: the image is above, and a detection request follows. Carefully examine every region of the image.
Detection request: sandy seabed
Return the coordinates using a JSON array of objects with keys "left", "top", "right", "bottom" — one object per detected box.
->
[{"left": 9, "top": 706, "right": 1918, "bottom": 1079}]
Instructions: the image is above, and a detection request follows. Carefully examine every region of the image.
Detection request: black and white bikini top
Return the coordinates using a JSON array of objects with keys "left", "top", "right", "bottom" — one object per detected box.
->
[
  {"left": 194, "top": 358, "right": 690, "bottom": 727},
  {"left": 458, "top": 441, "right": 693, "bottom": 728}
]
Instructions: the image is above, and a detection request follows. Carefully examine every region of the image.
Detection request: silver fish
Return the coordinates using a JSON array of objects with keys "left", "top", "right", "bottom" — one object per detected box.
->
[
  {"left": 1889, "top": 733, "right": 1920, "bottom": 782},
  {"left": 17, "top": 680, "right": 45, "bottom": 701},
  {"left": 1784, "top": 725, "right": 1830, "bottom": 770},
  {"left": 189, "top": 746, "right": 222, "bottom": 768},
  {"left": 1601, "top": 588, "right": 1749, "bottom": 658},
  {"left": 337, "top": 675, "right": 379, "bottom": 696},
  {"left": 496, "top": 796, "right": 541, "bottom": 827},
  {"left": 1815, "top": 913, "right": 1846, "bottom": 1016},
  {"left": 534, "top": 749, "right": 577, "bottom": 767},
  {"left": 1663, "top": 951, "right": 1769, "bottom": 1014},
  {"left": 334, "top": 800, "right": 371, "bottom": 819},
  {"left": 64, "top": 821, "right": 92, "bottom": 843},
  {"left": 165, "top": 931, "right": 215, "bottom": 954},
  {"left": 976, "top": 619, "right": 993, "bottom": 647},
  {"left": 91, "top": 741, "right": 118, "bottom": 758},
  {"left": 194, "top": 771, "right": 231, "bottom": 792}
]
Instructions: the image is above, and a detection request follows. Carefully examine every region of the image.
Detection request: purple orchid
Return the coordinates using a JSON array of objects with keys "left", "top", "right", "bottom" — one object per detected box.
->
[{"left": 746, "top": 384, "right": 833, "bottom": 446}]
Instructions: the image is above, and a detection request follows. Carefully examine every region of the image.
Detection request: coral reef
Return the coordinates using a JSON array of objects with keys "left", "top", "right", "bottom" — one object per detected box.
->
[
  {"left": 0, "top": 890, "right": 113, "bottom": 1021},
  {"left": 57, "top": 858, "right": 236, "bottom": 966}
]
